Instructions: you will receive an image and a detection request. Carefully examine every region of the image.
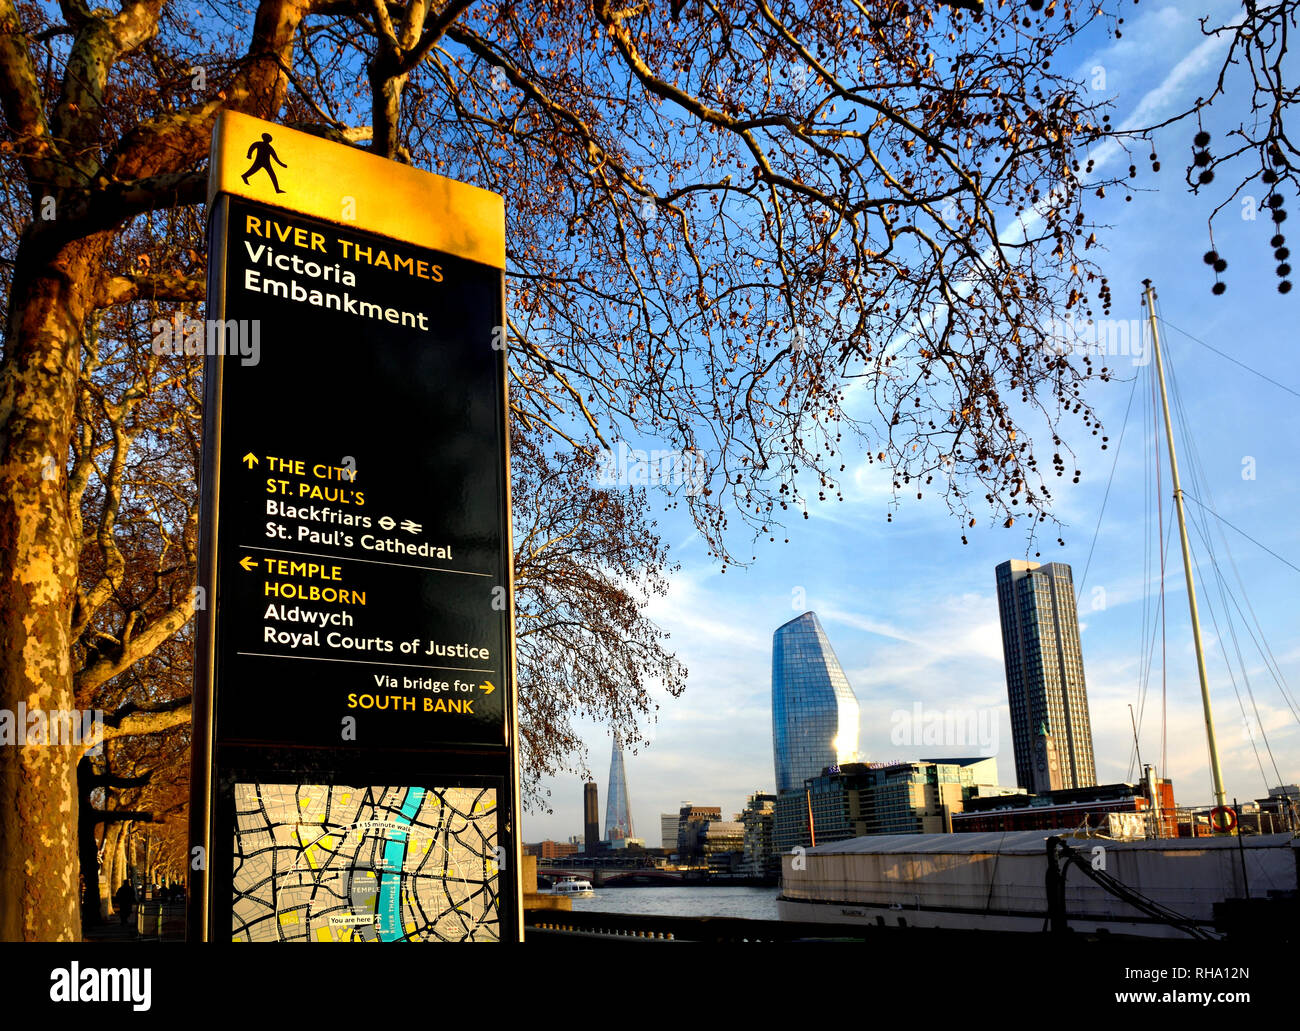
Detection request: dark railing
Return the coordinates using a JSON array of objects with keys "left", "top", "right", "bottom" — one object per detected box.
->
[
  {"left": 527, "top": 910, "right": 838, "bottom": 941},
  {"left": 522, "top": 907, "right": 1132, "bottom": 943},
  {"left": 523, "top": 909, "right": 963, "bottom": 942}
]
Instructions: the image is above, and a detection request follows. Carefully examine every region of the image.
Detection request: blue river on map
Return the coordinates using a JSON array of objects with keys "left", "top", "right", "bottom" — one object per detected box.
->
[{"left": 377, "top": 787, "right": 426, "bottom": 942}]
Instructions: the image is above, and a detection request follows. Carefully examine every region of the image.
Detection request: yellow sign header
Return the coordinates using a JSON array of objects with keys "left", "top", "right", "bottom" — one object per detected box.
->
[{"left": 208, "top": 111, "right": 504, "bottom": 269}]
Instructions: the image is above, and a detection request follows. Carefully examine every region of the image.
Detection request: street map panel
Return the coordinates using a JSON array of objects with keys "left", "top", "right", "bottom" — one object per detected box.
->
[{"left": 232, "top": 783, "right": 499, "bottom": 941}]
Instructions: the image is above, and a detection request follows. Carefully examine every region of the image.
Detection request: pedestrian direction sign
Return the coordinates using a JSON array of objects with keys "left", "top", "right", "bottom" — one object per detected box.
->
[{"left": 190, "top": 111, "right": 521, "bottom": 942}]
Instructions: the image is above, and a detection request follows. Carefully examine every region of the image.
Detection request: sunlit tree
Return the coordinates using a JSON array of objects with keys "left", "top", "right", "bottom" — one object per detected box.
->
[{"left": 1, "top": 0, "right": 1132, "bottom": 939}]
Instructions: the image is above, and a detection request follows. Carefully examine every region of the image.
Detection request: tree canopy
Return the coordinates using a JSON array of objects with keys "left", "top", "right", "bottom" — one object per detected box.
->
[{"left": 0, "top": 0, "right": 1173, "bottom": 939}]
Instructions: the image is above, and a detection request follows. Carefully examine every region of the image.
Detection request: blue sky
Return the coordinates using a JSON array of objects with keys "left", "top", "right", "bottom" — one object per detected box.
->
[{"left": 522, "top": 2, "right": 1300, "bottom": 844}]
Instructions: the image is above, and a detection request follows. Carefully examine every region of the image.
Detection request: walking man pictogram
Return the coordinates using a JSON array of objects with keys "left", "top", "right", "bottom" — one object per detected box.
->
[{"left": 241, "top": 133, "right": 287, "bottom": 193}]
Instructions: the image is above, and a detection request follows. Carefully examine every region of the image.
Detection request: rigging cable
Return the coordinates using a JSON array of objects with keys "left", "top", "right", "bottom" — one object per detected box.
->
[
  {"left": 1159, "top": 317, "right": 1292, "bottom": 792},
  {"left": 1075, "top": 370, "right": 1141, "bottom": 605},
  {"left": 1178, "top": 493, "right": 1300, "bottom": 577},
  {"left": 1160, "top": 318, "right": 1300, "bottom": 401}
]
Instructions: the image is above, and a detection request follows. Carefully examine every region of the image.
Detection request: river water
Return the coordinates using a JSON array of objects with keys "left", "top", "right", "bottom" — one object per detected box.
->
[{"left": 569, "top": 885, "right": 780, "bottom": 920}]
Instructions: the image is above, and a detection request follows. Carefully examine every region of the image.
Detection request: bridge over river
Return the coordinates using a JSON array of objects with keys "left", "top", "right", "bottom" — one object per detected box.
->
[{"left": 537, "top": 864, "right": 772, "bottom": 888}]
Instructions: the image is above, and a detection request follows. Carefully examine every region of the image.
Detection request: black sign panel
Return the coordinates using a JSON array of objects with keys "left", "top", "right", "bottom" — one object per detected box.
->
[
  {"left": 209, "top": 197, "right": 508, "bottom": 749},
  {"left": 191, "top": 114, "right": 519, "bottom": 943}
]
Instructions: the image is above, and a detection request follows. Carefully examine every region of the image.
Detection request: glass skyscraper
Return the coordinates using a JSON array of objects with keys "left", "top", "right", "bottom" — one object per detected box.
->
[
  {"left": 771, "top": 611, "right": 861, "bottom": 795},
  {"left": 995, "top": 559, "right": 1097, "bottom": 791},
  {"left": 604, "top": 738, "right": 634, "bottom": 844}
]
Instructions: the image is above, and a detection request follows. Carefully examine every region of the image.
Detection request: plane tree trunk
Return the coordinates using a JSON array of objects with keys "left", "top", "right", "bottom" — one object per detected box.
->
[{"left": 0, "top": 233, "right": 110, "bottom": 941}]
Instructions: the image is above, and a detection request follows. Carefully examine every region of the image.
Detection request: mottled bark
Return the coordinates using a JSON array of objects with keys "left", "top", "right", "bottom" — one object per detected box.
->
[{"left": 0, "top": 233, "right": 110, "bottom": 941}]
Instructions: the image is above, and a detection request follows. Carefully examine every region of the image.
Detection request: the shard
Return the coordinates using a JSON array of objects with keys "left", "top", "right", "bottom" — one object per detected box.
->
[{"left": 604, "top": 738, "right": 634, "bottom": 844}]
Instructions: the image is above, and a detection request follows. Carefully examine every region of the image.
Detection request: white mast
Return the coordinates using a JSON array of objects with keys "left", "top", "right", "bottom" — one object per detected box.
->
[{"left": 1142, "top": 280, "right": 1229, "bottom": 818}]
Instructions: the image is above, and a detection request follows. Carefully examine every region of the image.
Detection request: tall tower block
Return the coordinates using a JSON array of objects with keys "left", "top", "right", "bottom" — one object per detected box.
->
[{"left": 995, "top": 560, "right": 1097, "bottom": 791}]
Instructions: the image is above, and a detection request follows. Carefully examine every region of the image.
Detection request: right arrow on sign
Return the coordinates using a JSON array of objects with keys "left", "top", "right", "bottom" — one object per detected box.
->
[{"left": 480, "top": 681, "right": 496, "bottom": 695}]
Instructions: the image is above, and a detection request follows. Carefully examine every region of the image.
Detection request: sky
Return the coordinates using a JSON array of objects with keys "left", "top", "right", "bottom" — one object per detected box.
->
[{"left": 522, "top": 2, "right": 1300, "bottom": 845}]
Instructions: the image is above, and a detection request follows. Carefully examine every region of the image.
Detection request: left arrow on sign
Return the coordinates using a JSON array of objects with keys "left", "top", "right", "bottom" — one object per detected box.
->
[{"left": 239, "top": 556, "right": 258, "bottom": 571}]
